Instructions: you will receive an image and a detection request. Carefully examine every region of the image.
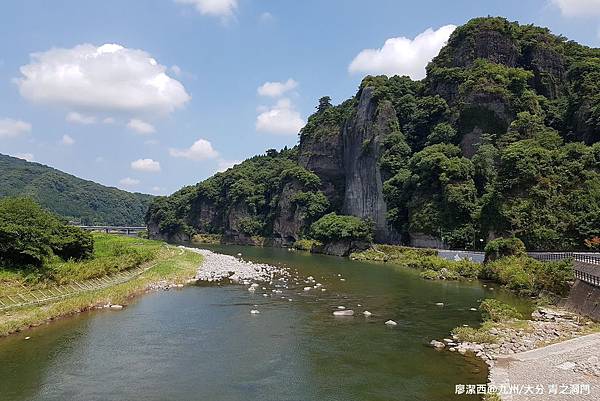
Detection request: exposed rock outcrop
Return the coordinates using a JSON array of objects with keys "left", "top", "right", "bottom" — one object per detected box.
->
[{"left": 341, "top": 88, "right": 398, "bottom": 243}]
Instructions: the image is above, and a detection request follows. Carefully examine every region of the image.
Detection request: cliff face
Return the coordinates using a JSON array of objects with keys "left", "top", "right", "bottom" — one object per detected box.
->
[
  {"left": 341, "top": 88, "right": 397, "bottom": 242},
  {"left": 147, "top": 17, "right": 600, "bottom": 251}
]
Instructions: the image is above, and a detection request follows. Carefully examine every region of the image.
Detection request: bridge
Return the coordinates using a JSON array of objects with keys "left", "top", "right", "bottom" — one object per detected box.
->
[{"left": 76, "top": 226, "right": 146, "bottom": 235}]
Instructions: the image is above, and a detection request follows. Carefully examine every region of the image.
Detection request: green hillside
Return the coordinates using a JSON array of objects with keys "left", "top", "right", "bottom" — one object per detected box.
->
[
  {"left": 146, "top": 17, "right": 600, "bottom": 251},
  {"left": 0, "top": 154, "right": 153, "bottom": 226}
]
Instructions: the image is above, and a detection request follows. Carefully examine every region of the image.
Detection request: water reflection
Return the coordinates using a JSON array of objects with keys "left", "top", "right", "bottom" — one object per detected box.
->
[{"left": 0, "top": 245, "right": 530, "bottom": 401}]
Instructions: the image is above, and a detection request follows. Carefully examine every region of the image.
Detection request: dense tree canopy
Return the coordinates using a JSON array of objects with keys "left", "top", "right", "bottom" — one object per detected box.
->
[
  {"left": 0, "top": 197, "right": 93, "bottom": 268},
  {"left": 0, "top": 154, "right": 153, "bottom": 225},
  {"left": 147, "top": 17, "right": 600, "bottom": 251}
]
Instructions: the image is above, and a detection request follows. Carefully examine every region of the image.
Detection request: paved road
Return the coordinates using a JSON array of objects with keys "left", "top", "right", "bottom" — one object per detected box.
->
[{"left": 490, "top": 333, "right": 600, "bottom": 400}]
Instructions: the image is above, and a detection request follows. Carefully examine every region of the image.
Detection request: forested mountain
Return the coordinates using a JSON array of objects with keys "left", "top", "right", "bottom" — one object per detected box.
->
[
  {"left": 0, "top": 154, "right": 153, "bottom": 225},
  {"left": 146, "top": 17, "right": 600, "bottom": 251}
]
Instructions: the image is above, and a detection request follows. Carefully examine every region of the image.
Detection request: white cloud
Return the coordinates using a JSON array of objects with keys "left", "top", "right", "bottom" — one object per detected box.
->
[
  {"left": 151, "top": 186, "right": 165, "bottom": 195},
  {"left": 127, "top": 118, "right": 156, "bottom": 135},
  {"left": 550, "top": 0, "right": 600, "bottom": 16},
  {"left": 102, "top": 117, "right": 115, "bottom": 124},
  {"left": 119, "top": 177, "right": 140, "bottom": 187},
  {"left": 14, "top": 152, "right": 34, "bottom": 162},
  {"left": 16, "top": 43, "right": 190, "bottom": 115},
  {"left": 256, "top": 98, "right": 305, "bottom": 135},
  {"left": 257, "top": 78, "right": 298, "bottom": 97},
  {"left": 169, "top": 138, "right": 219, "bottom": 161},
  {"left": 175, "top": 0, "right": 237, "bottom": 18},
  {"left": 0, "top": 118, "right": 31, "bottom": 139},
  {"left": 259, "top": 12, "right": 274, "bottom": 22},
  {"left": 131, "top": 158, "right": 161, "bottom": 172},
  {"left": 348, "top": 24, "right": 456, "bottom": 80},
  {"left": 61, "top": 134, "right": 75, "bottom": 145},
  {"left": 216, "top": 158, "right": 241, "bottom": 173},
  {"left": 170, "top": 65, "right": 182, "bottom": 76},
  {"left": 66, "top": 111, "right": 96, "bottom": 125}
]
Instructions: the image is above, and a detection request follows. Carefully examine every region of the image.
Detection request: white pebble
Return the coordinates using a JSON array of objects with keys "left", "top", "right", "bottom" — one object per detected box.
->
[
  {"left": 385, "top": 320, "right": 398, "bottom": 326},
  {"left": 303, "top": 287, "right": 312, "bottom": 291},
  {"left": 363, "top": 311, "right": 372, "bottom": 317}
]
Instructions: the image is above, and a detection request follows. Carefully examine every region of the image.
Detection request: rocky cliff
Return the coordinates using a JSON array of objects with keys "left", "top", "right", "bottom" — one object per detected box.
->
[{"left": 146, "top": 17, "right": 600, "bottom": 252}]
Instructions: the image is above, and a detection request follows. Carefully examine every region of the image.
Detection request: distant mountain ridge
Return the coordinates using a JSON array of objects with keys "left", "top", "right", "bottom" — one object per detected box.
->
[{"left": 0, "top": 154, "right": 153, "bottom": 226}]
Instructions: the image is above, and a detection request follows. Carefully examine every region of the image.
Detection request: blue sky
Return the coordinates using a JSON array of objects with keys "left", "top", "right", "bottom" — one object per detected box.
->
[{"left": 1, "top": 0, "right": 600, "bottom": 195}]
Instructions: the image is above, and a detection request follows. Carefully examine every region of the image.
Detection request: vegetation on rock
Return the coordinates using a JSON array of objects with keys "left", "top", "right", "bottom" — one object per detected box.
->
[
  {"left": 147, "top": 17, "right": 600, "bottom": 252},
  {"left": 309, "top": 213, "right": 373, "bottom": 243}
]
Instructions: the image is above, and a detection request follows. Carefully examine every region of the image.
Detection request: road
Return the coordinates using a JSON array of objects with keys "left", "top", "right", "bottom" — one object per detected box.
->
[{"left": 489, "top": 333, "right": 600, "bottom": 400}]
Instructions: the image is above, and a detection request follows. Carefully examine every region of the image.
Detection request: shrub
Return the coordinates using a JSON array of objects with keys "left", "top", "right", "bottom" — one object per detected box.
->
[
  {"left": 310, "top": 213, "right": 373, "bottom": 243},
  {"left": 237, "top": 217, "right": 263, "bottom": 236},
  {"left": 479, "top": 299, "right": 522, "bottom": 321},
  {"left": 50, "top": 225, "right": 94, "bottom": 261},
  {"left": 482, "top": 256, "right": 574, "bottom": 297},
  {"left": 293, "top": 239, "right": 321, "bottom": 251},
  {"left": 484, "top": 237, "right": 526, "bottom": 262},
  {"left": 0, "top": 197, "right": 94, "bottom": 268}
]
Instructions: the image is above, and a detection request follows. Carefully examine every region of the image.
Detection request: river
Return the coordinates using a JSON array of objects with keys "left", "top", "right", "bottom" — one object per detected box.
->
[{"left": 0, "top": 245, "right": 531, "bottom": 401}]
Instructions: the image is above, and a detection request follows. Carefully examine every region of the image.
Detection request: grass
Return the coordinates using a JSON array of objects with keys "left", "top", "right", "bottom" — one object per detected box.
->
[
  {"left": 0, "top": 234, "right": 163, "bottom": 294},
  {"left": 0, "top": 234, "right": 202, "bottom": 337},
  {"left": 351, "top": 244, "right": 482, "bottom": 280}
]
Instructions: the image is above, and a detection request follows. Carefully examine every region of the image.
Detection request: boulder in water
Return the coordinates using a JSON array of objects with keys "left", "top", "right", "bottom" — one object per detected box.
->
[
  {"left": 385, "top": 320, "right": 398, "bottom": 326},
  {"left": 333, "top": 310, "right": 354, "bottom": 316}
]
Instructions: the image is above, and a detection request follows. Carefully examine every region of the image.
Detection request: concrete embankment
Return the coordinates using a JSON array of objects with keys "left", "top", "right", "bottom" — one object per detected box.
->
[
  {"left": 490, "top": 332, "right": 600, "bottom": 400},
  {"left": 564, "top": 279, "right": 600, "bottom": 321}
]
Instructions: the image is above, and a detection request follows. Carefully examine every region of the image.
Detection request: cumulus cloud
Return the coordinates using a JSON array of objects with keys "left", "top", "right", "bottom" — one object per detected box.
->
[
  {"left": 216, "top": 158, "right": 241, "bottom": 173},
  {"left": 127, "top": 118, "right": 156, "bottom": 135},
  {"left": 256, "top": 98, "right": 305, "bottom": 135},
  {"left": 16, "top": 43, "right": 190, "bottom": 115},
  {"left": 257, "top": 78, "right": 298, "bottom": 97},
  {"left": 175, "top": 0, "right": 237, "bottom": 18},
  {"left": 102, "top": 117, "right": 115, "bottom": 124},
  {"left": 550, "top": 0, "right": 600, "bottom": 17},
  {"left": 61, "top": 134, "right": 75, "bottom": 145},
  {"left": 14, "top": 153, "right": 34, "bottom": 162},
  {"left": 348, "top": 25, "right": 456, "bottom": 80},
  {"left": 119, "top": 177, "right": 140, "bottom": 187},
  {"left": 66, "top": 112, "right": 96, "bottom": 125},
  {"left": 0, "top": 118, "right": 31, "bottom": 139},
  {"left": 169, "top": 138, "right": 219, "bottom": 161},
  {"left": 131, "top": 158, "right": 161, "bottom": 172}
]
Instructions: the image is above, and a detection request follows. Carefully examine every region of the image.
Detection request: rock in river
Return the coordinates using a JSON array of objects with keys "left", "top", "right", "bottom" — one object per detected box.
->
[{"left": 333, "top": 310, "right": 354, "bottom": 316}]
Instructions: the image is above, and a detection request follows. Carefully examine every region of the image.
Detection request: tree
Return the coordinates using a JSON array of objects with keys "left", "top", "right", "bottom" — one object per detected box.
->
[{"left": 317, "top": 96, "right": 332, "bottom": 113}]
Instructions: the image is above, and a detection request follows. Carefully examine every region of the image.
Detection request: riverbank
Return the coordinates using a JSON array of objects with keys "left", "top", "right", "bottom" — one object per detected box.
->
[
  {"left": 430, "top": 305, "right": 600, "bottom": 399},
  {"left": 0, "top": 236, "right": 203, "bottom": 337}
]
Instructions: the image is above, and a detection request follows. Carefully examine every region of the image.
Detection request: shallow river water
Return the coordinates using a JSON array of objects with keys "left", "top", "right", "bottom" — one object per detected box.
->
[{"left": 0, "top": 245, "right": 531, "bottom": 401}]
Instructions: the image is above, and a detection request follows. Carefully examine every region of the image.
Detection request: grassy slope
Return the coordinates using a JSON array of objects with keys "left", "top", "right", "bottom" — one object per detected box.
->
[
  {"left": 0, "top": 234, "right": 202, "bottom": 336},
  {"left": 0, "top": 153, "right": 153, "bottom": 225}
]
